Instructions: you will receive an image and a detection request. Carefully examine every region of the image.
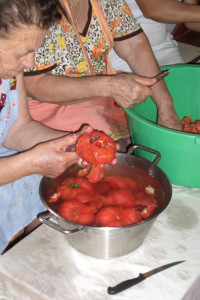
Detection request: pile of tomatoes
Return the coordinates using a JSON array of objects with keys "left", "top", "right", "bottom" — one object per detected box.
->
[
  {"left": 48, "top": 176, "right": 158, "bottom": 227},
  {"left": 181, "top": 116, "right": 200, "bottom": 134}
]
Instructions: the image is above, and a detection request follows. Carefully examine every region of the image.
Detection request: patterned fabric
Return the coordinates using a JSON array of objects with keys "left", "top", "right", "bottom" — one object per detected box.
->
[
  {"left": 26, "top": 0, "right": 142, "bottom": 140},
  {"left": 0, "top": 78, "right": 18, "bottom": 150},
  {"left": 0, "top": 79, "right": 45, "bottom": 254},
  {"left": 25, "top": 0, "right": 141, "bottom": 76}
]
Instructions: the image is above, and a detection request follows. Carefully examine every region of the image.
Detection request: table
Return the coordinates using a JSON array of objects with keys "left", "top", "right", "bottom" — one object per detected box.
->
[{"left": 0, "top": 185, "right": 200, "bottom": 300}]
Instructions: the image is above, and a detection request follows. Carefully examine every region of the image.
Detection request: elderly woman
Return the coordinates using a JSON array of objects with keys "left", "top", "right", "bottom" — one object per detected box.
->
[
  {"left": 24, "top": 0, "right": 181, "bottom": 148},
  {"left": 0, "top": 0, "right": 95, "bottom": 254}
]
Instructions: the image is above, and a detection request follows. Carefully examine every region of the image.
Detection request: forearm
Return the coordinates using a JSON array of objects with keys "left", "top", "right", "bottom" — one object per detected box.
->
[
  {"left": 116, "top": 33, "right": 174, "bottom": 109},
  {"left": 183, "top": 0, "right": 200, "bottom": 31},
  {"left": 136, "top": 0, "right": 200, "bottom": 23},
  {"left": 3, "top": 119, "right": 68, "bottom": 151},
  {"left": 24, "top": 73, "right": 111, "bottom": 104},
  {"left": 0, "top": 152, "right": 38, "bottom": 185}
]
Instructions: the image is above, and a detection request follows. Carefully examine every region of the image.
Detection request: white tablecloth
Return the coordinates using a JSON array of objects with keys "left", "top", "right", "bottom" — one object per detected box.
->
[{"left": 0, "top": 185, "right": 200, "bottom": 300}]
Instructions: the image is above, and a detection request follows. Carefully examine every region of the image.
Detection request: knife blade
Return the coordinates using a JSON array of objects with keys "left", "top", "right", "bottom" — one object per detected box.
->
[
  {"left": 107, "top": 260, "right": 185, "bottom": 295},
  {"left": 151, "top": 69, "right": 171, "bottom": 86}
]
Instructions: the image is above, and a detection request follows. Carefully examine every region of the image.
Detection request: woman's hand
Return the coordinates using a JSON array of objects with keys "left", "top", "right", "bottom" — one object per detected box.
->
[
  {"left": 107, "top": 73, "right": 156, "bottom": 108},
  {"left": 28, "top": 125, "right": 94, "bottom": 178}
]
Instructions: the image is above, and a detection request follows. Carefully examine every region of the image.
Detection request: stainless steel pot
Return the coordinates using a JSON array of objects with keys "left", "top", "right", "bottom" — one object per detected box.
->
[{"left": 38, "top": 145, "right": 172, "bottom": 259}]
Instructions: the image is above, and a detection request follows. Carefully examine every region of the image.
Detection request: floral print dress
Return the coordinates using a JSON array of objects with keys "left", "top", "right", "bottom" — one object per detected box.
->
[{"left": 26, "top": 0, "right": 142, "bottom": 140}]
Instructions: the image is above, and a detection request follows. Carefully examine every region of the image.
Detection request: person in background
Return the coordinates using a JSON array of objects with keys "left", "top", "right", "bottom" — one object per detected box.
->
[
  {"left": 24, "top": 0, "right": 182, "bottom": 152},
  {"left": 110, "top": 0, "right": 200, "bottom": 69},
  {"left": 0, "top": 0, "right": 94, "bottom": 254},
  {"left": 182, "top": 0, "right": 200, "bottom": 32}
]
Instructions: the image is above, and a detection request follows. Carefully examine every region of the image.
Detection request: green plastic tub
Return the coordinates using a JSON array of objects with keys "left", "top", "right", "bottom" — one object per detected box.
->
[{"left": 125, "top": 64, "right": 200, "bottom": 188}]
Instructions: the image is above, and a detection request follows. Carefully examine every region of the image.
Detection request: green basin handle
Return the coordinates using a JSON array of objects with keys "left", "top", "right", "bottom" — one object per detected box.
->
[
  {"left": 127, "top": 144, "right": 161, "bottom": 165},
  {"left": 38, "top": 211, "right": 83, "bottom": 235}
]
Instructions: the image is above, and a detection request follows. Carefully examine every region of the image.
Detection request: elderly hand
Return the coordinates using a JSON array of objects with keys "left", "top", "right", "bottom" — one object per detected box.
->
[
  {"left": 107, "top": 73, "right": 156, "bottom": 108},
  {"left": 28, "top": 125, "right": 94, "bottom": 178},
  {"left": 29, "top": 125, "right": 119, "bottom": 178}
]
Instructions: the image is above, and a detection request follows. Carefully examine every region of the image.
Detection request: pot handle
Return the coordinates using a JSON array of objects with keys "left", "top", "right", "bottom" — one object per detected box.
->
[
  {"left": 38, "top": 211, "right": 83, "bottom": 235},
  {"left": 127, "top": 144, "right": 161, "bottom": 165}
]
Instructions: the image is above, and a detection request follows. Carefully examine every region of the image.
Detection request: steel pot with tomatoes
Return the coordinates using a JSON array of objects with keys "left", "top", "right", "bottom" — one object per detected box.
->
[{"left": 39, "top": 145, "right": 172, "bottom": 259}]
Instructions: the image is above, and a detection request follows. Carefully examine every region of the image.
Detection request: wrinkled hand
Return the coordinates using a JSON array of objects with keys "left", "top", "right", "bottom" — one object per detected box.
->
[
  {"left": 29, "top": 125, "right": 94, "bottom": 178},
  {"left": 108, "top": 73, "right": 156, "bottom": 108}
]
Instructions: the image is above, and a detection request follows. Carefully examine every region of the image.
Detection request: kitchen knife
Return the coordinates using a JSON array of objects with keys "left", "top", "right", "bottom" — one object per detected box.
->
[
  {"left": 151, "top": 69, "right": 171, "bottom": 86},
  {"left": 107, "top": 260, "right": 185, "bottom": 295}
]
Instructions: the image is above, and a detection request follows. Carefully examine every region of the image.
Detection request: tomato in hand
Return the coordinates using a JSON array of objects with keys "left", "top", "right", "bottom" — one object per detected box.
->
[
  {"left": 56, "top": 177, "right": 94, "bottom": 200},
  {"left": 57, "top": 200, "right": 96, "bottom": 226},
  {"left": 96, "top": 206, "right": 142, "bottom": 227},
  {"left": 76, "top": 130, "right": 117, "bottom": 183}
]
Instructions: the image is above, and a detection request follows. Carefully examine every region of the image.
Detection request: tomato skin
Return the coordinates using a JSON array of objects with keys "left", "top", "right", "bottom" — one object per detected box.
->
[
  {"left": 96, "top": 206, "right": 142, "bottom": 227},
  {"left": 56, "top": 177, "right": 94, "bottom": 200},
  {"left": 57, "top": 200, "right": 96, "bottom": 226},
  {"left": 76, "top": 130, "right": 117, "bottom": 183}
]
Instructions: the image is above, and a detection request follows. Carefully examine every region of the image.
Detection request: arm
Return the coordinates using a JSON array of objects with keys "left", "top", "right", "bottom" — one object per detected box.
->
[
  {"left": 1, "top": 74, "right": 91, "bottom": 185},
  {"left": 135, "top": 0, "right": 200, "bottom": 23},
  {"left": 183, "top": 0, "right": 200, "bottom": 31},
  {"left": 113, "top": 32, "right": 181, "bottom": 130},
  {"left": 24, "top": 66, "right": 156, "bottom": 109},
  {"left": 4, "top": 73, "right": 71, "bottom": 151}
]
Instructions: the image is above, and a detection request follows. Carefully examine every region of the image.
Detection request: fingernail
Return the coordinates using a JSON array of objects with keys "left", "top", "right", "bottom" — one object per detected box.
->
[{"left": 69, "top": 133, "right": 76, "bottom": 140}]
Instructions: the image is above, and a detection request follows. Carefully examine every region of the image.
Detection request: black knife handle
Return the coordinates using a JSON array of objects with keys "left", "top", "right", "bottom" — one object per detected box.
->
[{"left": 107, "top": 273, "right": 146, "bottom": 295}]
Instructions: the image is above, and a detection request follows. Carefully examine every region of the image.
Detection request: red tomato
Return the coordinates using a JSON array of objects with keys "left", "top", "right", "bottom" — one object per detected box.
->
[
  {"left": 96, "top": 206, "right": 142, "bottom": 227},
  {"left": 94, "top": 181, "right": 111, "bottom": 195},
  {"left": 75, "top": 192, "right": 94, "bottom": 204},
  {"left": 140, "top": 200, "right": 158, "bottom": 219},
  {"left": 87, "top": 164, "right": 104, "bottom": 183},
  {"left": 76, "top": 130, "right": 117, "bottom": 183},
  {"left": 57, "top": 200, "right": 96, "bottom": 226},
  {"left": 106, "top": 188, "right": 136, "bottom": 207},
  {"left": 133, "top": 192, "right": 158, "bottom": 217},
  {"left": 181, "top": 115, "right": 192, "bottom": 125},
  {"left": 181, "top": 116, "right": 200, "bottom": 134},
  {"left": 102, "top": 176, "right": 144, "bottom": 192},
  {"left": 57, "top": 177, "right": 94, "bottom": 200}
]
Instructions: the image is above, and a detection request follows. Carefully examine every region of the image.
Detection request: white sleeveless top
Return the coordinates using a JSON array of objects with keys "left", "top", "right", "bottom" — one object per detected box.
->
[{"left": 109, "top": 0, "right": 184, "bottom": 70}]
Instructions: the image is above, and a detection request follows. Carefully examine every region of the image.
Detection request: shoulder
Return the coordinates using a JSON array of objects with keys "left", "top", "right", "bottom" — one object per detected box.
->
[{"left": 98, "top": 0, "right": 141, "bottom": 37}]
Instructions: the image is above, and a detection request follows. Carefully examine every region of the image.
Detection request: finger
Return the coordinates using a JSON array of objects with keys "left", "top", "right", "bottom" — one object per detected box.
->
[
  {"left": 111, "top": 158, "right": 117, "bottom": 165},
  {"left": 133, "top": 75, "right": 157, "bottom": 87},
  {"left": 59, "top": 133, "right": 77, "bottom": 152}
]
